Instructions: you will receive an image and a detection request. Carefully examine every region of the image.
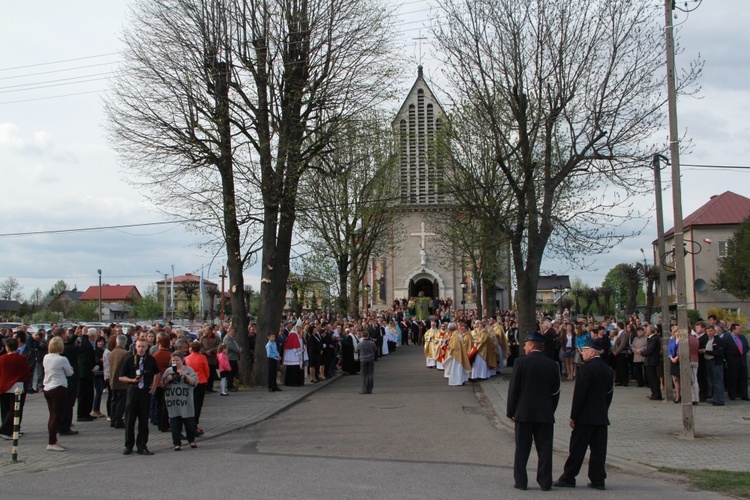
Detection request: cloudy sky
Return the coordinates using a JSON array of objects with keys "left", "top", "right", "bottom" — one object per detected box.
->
[{"left": 1, "top": 0, "right": 748, "bottom": 303}]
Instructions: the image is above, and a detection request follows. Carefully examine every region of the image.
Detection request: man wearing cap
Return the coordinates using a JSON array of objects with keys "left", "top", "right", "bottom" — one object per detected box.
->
[
  {"left": 554, "top": 338, "right": 614, "bottom": 491},
  {"left": 506, "top": 331, "right": 561, "bottom": 491}
]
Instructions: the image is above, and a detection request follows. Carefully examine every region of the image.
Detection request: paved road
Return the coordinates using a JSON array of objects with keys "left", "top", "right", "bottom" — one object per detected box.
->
[{"left": 0, "top": 345, "right": 736, "bottom": 499}]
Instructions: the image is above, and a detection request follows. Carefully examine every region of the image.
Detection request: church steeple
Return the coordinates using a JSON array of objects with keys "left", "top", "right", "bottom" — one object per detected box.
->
[{"left": 393, "top": 67, "right": 445, "bottom": 206}]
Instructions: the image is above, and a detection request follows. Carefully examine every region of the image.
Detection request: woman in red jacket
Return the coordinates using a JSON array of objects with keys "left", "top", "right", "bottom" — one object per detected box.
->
[{"left": 185, "top": 342, "right": 209, "bottom": 436}]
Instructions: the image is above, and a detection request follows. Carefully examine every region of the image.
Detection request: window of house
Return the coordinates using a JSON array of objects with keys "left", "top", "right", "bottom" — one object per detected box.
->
[{"left": 718, "top": 240, "right": 728, "bottom": 258}]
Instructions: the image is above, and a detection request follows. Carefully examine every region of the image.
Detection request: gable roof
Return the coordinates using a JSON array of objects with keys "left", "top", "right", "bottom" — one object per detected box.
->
[
  {"left": 43, "top": 289, "right": 83, "bottom": 308},
  {"left": 79, "top": 285, "right": 141, "bottom": 301},
  {"left": 665, "top": 191, "right": 750, "bottom": 237},
  {"left": 0, "top": 300, "right": 21, "bottom": 312},
  {"left": 537, "top": 275, "right": 571, "bottom": 291},
  {"left": 393, "top": 65, "right": 446, "bottom": 124}
]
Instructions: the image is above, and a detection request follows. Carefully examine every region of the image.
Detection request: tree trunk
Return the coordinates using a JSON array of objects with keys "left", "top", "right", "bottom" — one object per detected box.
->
[
  {"left": 338, "top": 257, "right": 349, "bottom": 315},
  {"left": 209, "top": 52, "right": 249, "bottom": 386}
]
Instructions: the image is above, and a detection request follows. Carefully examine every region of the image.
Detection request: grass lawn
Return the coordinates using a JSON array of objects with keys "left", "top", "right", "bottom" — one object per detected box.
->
[{"left": 659, "top": 467, "right": 750, "bottom": 498}]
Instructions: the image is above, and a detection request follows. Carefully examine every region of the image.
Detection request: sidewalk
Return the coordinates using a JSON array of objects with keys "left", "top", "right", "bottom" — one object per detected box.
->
[
  {"left": 480, "top": 370, "right": 750, "bottom": 473},
  {"left": 0, "top": 377, "right": 338, "bottom": 476}
]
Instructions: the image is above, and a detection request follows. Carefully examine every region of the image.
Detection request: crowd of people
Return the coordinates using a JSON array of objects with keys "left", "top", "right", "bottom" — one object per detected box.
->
[
  {"left": 0, "top": 321, "right": 245, "bottom": 454},
  {"left": 0, "top": 303, "right": 746, "bottom": 460}
]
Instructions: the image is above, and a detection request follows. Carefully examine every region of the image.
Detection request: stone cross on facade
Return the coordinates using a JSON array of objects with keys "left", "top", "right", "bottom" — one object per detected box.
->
[{"left": 410, "top": 221, "right": 436, "bottom": 250}]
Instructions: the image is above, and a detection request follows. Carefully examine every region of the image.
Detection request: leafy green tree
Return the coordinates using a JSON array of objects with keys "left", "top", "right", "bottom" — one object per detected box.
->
[
  {"left": 604, "top": 263, "right": 641, "bottom": 315},
  {"left": 48, "top": 280, "right": 68, "bottom": 297},
  {"left": 714, "top": 216, "right": 750, "bottom": 299},
  {"left": 72, "top": 302, "right": 99, "bottom": 322},
  {"left": 132, "top": 295, "right": 163, "bottom": 321}
]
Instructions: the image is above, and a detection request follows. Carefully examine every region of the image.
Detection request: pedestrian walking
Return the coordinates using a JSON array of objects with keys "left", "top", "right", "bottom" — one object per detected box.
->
[{"left": 356, "top": 333, "right": 378, "bottom": 395}]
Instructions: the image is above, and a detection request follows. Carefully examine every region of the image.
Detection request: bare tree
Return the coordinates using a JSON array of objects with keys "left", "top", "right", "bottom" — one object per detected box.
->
[
  {"left": 431, "top": 102, "right": 511, "bottom": 318},
  {"left": 296, "top": 114, "right": 402, "bottom": 316},
  {"left": 105, "top": 0, "right": 254, "bottom": 380},
  {"left": 0, "top": 277, "right": 22, "bottom": 301},
  {"left": 432, "top": 0, "right": 701, "bottom": 334},
  {"left": 106, "top": 0, "right": 399, "bottom": 385}
]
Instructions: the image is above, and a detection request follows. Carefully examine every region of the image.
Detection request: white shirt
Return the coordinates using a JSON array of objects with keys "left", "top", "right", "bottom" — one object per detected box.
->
[{"left": 43, "top": 353, "right": 74, "bottom": 391}]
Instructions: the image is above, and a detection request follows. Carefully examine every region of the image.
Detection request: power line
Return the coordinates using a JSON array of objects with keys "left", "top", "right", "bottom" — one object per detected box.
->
[
  {"left": 0, "top": 89, "right": 104, "bottom": 105},
  {"left": 681, "top": 163, "right": 750, "bottom": 170},
  {"left": 0, "top": 219, "right": 203, "bottom": 238},
  {"left": 0, "top": 75, "right": 110, "bottom": 94},
  {"left": 0, "top": 52, "right": 120, "bottom": 72},
  {"left": 0, "top": 61, "right": 118, "bottom": 81}
]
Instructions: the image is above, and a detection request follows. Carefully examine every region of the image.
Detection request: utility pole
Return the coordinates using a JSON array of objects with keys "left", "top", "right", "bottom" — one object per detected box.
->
[
  {"left": 653, "top": 154, "right": 674, "bottom": 403},
  {"left": 664, "top": 0, "right": 694, "bottom": 438},
  {"left": 156, "top": 271, "right": 168, "bottom": 320},
  {"left": 220, "top": 265, "right": 227, "bottom": 321},
  {"left": 97, "top": 269, "right": 102, "bottom": 322}
]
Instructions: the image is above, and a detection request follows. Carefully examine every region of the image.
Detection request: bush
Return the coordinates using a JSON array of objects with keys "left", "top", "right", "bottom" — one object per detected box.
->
[
  {"left": 687, "top": 309, "right": 701, "bottom": 325},
  {"left": 706, "top": 307, "right": 747, "bottom": 329}
]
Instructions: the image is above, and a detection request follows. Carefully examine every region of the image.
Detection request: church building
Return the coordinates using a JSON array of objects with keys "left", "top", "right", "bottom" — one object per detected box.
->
[{"left": 365, "top": 67, "right": 510, "bottom": 313}]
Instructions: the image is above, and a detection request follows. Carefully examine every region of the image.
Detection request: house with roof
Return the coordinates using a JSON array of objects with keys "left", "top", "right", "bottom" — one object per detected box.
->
[
  {"left": 654, "top": 191, "right": 750, "bottom": 318},
  {"left": 79, "top": 285, "right": 142, "bottom": 305},
  {"left": 535, "top": 274, "right": 572, "bottom": 308},
  {"left": 78, "top": 285, "right": 142, "bottom": 322},
  {"left": 156, "top": 274, "right": 219, "bottom": 320}
]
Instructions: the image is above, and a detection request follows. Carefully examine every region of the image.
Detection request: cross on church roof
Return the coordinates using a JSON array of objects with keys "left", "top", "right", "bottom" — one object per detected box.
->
[{"left": 410, "top": 221, "right": 436, "bottom": 250}]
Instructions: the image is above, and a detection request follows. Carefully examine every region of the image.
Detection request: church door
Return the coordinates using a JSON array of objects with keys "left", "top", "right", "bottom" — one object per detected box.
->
[{"left": 413, "top": 278, "right": 436, "bottom": 298}]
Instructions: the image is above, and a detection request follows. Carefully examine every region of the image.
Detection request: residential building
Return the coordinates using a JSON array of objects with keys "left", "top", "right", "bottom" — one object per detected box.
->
[{"left": 655, "top": 191, "right": 750, "bottom": 318}]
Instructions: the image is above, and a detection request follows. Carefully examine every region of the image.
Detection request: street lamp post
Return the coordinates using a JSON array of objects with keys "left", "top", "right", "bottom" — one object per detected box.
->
[
  {"left": 460, "top": 282, "right": 467, "bottom": 313},
  {"left": 97, "top": 269, "right": 102, "bottom": 322}
]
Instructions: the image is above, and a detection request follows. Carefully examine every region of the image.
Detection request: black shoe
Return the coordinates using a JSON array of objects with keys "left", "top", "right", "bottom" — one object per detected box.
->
[
  {"left": 123, "top": 447, "right": 132, "bottom": 455},
  {"left": 60, "top": 430, "right": 79, "bottom": 436},
  {"left": 553, "top": 480, "right": 575, "bottom": 488},
  {"left": 712, "top": 402, "right": 725, "bottom": 406},
  {"left": 137, "top": 448, "right": 154, "bottom": 456},
  {"left": 540, "top": 485, "right": 551, "bottom": 491},
  {"left": 513, "top": 484, "right": 527, "bottom": 491},
  {"left": 587, "top": 483, "right": 606, "bottom": 490},
  {"left": 77, "top": 416, "right": 94, "bottom": 422},
  {"left": 274, "top": 387, "right": 282, "bottom": 391}
]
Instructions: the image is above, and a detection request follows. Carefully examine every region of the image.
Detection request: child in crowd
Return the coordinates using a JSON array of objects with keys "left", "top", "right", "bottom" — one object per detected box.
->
[{"left": 217, "top": 344, "right": 231, "bottom": 396}]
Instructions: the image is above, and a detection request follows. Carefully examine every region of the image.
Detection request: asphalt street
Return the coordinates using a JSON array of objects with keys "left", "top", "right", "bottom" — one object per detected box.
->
[{"left": 0, "top": 345, "right": 732, "bottom": 499}]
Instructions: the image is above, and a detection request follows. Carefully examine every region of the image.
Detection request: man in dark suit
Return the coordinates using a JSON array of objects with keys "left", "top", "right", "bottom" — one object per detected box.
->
[
  {"left": 554, "top": 338, "right": 614, "bottom": 490},
  {"left": 612, "top": 321, "right": 630, "bottom": 387},
  {"left": 506, "top": 331, "right": 561, "bottom": 491},
  {"left": 77, "top": 328, "right": 97, "bottom": 422},
  {"left": 638, "top": 325, "right": 662, "bottom": 400},
  {"left": 724, "top": 323, "right": 749, "bottom": 401}
]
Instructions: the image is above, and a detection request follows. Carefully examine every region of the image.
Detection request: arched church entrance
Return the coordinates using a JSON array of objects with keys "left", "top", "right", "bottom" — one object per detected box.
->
[{"left": 409, "top": 278, "right": 438, "bottom": 299}]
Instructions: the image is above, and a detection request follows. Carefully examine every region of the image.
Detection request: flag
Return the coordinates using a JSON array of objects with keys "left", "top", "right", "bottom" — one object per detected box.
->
[{"left": 200, "top": 269, "right": 205, "bottom": 320}]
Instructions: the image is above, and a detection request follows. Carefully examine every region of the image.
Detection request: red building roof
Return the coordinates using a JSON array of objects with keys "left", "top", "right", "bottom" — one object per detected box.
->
[
  {"left": 665, "top": 191, "right": 750, "bottom": 237},
  {"left": 79, "top": 285, "right": 141, "bottom": 301},
  {"left": 156, "top": 273, "right": 217, "bottom": 286}
]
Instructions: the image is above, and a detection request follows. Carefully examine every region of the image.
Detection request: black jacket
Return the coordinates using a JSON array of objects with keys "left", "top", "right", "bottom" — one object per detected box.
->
[
  {"left": 507, "top": 351, "right": 561, "bottom": 423},
  {"left": 641, "top": 333, "right": 662, "bottom": 367},
  {"left": 570, "top": 356, "right": 613, "bottom": 426}
]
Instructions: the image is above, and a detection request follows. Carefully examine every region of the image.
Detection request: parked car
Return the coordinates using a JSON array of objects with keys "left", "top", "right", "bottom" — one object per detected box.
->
[{"left": 0, "top": 322, "right": 22, "bottom": 331}]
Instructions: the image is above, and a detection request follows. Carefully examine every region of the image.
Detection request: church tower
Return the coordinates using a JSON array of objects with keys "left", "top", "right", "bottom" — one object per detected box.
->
[{"left": 365, "top": 66, "right": 510, "bottom": 314}]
